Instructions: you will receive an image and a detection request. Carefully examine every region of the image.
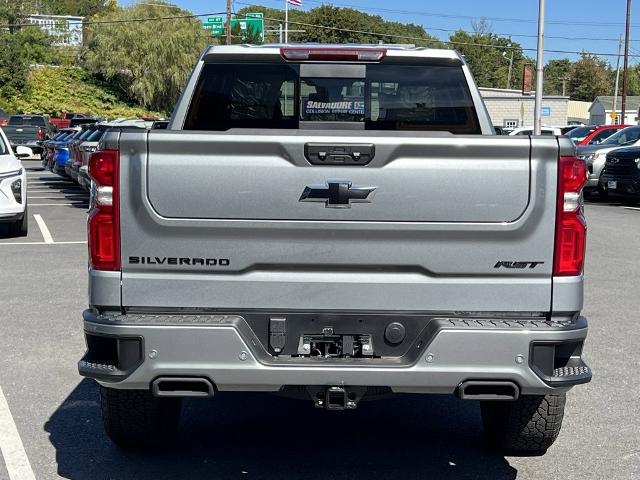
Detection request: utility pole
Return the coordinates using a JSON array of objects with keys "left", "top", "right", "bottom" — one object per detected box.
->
[
  {"left": 225, "top": 0, "right": 231, "bottom": 45},
  {"left": 621, "top": 0, "right": 632, "bottom": 125},
  {"left": 534, "top": 0, "right": 545, "bottom": 135},
  {"left": 285, "top": 0, "right": 289, "bottom": 43},
  {"left": 506, "top": 50, "right": 514, "bottom": 89},
  {"left": 613, "top": 34, "right": 624, "bottom": 124}
]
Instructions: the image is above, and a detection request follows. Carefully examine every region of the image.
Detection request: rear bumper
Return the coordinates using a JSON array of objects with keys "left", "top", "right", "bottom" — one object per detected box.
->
[
  {"left": 599, "top": 174, "right": 640, "bottom": 198},
  {"left": 80, "top": 310, "right": 591, "bottom": 395}
]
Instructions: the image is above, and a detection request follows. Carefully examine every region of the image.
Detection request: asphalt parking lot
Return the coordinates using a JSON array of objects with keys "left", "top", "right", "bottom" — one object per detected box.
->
[{"left": 0, "top": 158, "right": 638, "bottom": 480}]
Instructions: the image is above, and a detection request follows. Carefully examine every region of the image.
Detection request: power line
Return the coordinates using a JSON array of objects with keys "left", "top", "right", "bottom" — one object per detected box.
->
[
  {"left": 273, "top": 0, "right": 640, "bottom": 28},
  {"left": 236, "top": 0, "right": 640, "bottom": 44},
  {"left": 256, "top": 13, "right": 636, "bottom": 59},
  {"left": 0, "top": 11, "right": 227, "bottom": 29}
]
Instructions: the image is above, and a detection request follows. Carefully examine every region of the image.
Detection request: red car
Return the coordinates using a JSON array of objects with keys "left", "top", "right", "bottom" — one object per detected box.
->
[{"left": 567, "top": 125, "right": 629, "bottom": 146}]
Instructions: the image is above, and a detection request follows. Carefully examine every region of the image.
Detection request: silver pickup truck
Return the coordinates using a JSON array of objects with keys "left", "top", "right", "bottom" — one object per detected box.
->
[{"left": 79, "top": 44, "right": 591, "bottom": 454}]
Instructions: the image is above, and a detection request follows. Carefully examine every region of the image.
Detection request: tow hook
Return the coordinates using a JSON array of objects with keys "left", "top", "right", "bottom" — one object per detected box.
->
[{"left": 306, "top": 386, "right": 366, "bottom": 410}]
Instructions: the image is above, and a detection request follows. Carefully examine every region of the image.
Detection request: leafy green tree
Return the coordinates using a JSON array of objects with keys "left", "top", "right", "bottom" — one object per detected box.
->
[
  {"left": 82, "top": 2, "right": 209, "bottom": 112},
  {"left": 449, "top": 21, "right": 528, "bottom": 89},
  {"left": 544, "top": 59, "right": 572, "bottom": 96},
  {"left": 237, "top": 4, "right": 439, "bottom": 46},
  {"left": 568, "top": 53, "right": 612, "bottom": 101},
  {"left": 0, "top": 0, "right": 36, "bottom": 33},
  {"left": 40, "top": 0, "right": 110, "bottom": 17},
  {"left": 0, "top": 1, "right": 54, "bottom": 100}
]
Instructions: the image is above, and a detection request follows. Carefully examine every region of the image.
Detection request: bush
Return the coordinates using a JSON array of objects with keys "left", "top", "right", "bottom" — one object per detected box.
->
[{"left": 0, "top": 65, "right": 162, "bottom": 118}]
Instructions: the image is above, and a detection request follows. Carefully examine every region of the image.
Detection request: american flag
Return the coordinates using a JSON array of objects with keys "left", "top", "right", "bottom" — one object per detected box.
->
[{"left": 287, "top": 0, "right": 302, "bottom": 6}]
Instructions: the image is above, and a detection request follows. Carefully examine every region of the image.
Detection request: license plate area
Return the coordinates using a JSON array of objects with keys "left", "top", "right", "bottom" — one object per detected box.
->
[
  {"left": 608, "top": 180, "right": 617, "bottom": 189},
  {"left": 296, "top": 328, "right": 375, "bottom": 358}
]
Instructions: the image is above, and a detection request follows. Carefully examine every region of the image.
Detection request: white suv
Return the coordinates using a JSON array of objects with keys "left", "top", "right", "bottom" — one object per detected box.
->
[{"left": 0, "top": 128, "right": 28, "bottom": 236}]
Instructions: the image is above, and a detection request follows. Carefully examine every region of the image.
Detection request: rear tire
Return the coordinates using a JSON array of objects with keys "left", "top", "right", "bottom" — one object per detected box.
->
[
  {"left": 596, "top": 184, "right": 608, "bottom": 199},
  {"left": 480, "top": 393, "right": 566, "bottom": 455},
  {"left": 10, "top": 206, "right": 28, "bottom": 237},
  {"left": 100, "top": 386, "right": 182, "bottom": 448}
]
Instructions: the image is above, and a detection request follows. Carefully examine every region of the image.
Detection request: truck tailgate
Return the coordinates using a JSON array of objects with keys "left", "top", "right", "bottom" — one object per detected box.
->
[{"left": 119, "top": 131, "right": 559, "bottom": 312}]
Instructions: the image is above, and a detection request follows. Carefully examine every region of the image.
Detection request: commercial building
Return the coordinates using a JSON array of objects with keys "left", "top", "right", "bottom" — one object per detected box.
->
[
  {"left": 479, "top": 87, "right": 569, "bottom": 129},
  {"left": 26, "top": 14, "right": 84, "bottom": 47},
  {"left": 588, "top": 96, "right": 640, "bottom": 125}
]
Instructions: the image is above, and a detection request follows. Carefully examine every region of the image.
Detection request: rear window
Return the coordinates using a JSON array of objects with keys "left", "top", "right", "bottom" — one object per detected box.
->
[
  {"left": 184, "top": 63, "right": 480, "bottom": 134},
  {"left": 9, "top": 116, "right": 46, "bottom": 126}
]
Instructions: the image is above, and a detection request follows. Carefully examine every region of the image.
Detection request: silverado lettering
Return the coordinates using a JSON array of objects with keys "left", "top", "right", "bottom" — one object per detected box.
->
[
  {"left": 494, "top": 261, "right": 545, "bottom": 269},
  {"left": 128, "top": 256, "right": 230, "bottom": 266}
]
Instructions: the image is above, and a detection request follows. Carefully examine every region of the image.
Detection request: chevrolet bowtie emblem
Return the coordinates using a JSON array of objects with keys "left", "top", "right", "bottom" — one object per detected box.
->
[{"left": 299, "top": 180, "right": 377, "bottom": 208}]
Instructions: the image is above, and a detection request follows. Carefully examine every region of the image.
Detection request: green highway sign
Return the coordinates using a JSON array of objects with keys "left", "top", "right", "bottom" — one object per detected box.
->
[
  {"left": 203, "top": 13, "right": 264, "bottom": 42},
  {"left": 204, "top": 16, "right": 224, "bottom": 36}
]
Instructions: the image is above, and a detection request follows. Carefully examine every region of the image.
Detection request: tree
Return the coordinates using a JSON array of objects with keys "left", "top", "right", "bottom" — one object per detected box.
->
[
  {"left": 236, "top": 4, "right": 440, "bottom": 46},
  {"left": 568, "top": 54, "right": 612, "bottom": 101},
  {"left": 448, "top": 21, "right": 529, "bottom": 89},
  {"left": 82, "top": 2, "right": 209, "bottom": 112},
  {"left": 0, "top": 1, "right": 54, "bottom": 100},
  {"left": 40, "top": 0, "right": 110, "bottom": 17},
  {"left": 544, "top": 59, "right": 572, "bottom": 96}
]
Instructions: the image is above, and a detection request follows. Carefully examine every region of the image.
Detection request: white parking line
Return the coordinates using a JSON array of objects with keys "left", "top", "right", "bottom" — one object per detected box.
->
[
  {"left": 0, "top": 385, "right": 36, "bottom": 480},
  {"left": 623, "top": 206, "right": 640, "bottom": 211},
  {"left": 33, "top": 214, "right": 54, "bottom": 244},
  {"left": 0, "top": 241, "right": 86, "bottom": 246}
]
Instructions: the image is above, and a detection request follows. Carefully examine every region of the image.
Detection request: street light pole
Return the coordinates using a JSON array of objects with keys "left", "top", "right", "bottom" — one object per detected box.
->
[
  {"left": 533, "top": 0, "right": 545, "bottom": 135},
  {"left": 621, "top": 0, "right": 632, "bottom": 125}
]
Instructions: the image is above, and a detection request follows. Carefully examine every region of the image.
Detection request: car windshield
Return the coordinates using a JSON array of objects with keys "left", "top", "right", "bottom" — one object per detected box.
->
[
  {"left": 567, "top": 126, "right": 596, "bottom": 142},
  {"left": 602, "top": 127, "right": 640, "bottom": 146}
]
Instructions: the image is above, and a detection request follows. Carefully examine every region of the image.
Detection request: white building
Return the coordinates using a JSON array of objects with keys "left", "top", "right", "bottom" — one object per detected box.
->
[
  {"left": 479, "top": 87, "right": 569, "bottom": 129},
  {"left": 588, "top": 96, "right": 640, "bottom": 125},
  {"left": 26, "top": 14, "right": 84, "bottom": 47}
]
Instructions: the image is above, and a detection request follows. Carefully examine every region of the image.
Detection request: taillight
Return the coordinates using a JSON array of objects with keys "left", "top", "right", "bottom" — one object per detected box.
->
[
  {"left": 280, "top": 47, "right": 386, "bottom": 62},
  {"left": 37, "top": 127, "right": 43, "bottom": 141},
  {"left": 88, "top": 149, "right": 120, "bottom": 270},
  {"left": 553, "top": 156, "right": 587, "bottom": 276}
]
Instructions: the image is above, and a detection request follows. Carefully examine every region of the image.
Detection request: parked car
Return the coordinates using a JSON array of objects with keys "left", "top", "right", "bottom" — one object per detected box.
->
[
  {"left": 0, "top": 109, "right": 9, "bottom": 127},
  {"left": 52, "top": 129, "right": 85, "bottom": 175},
  {"left": 66, "top": 125, "right": 99, "bottom": 181},
  {"left": 0, "top": 128, "right": 28, "bottom": 236},
  {"left": 566, "top": 125, "right": 628, "bottom": 146},
  {"left": 49, "top": 113, "right": 87, "bottom": 131},
  {"left": 79, "top": 45, "right": 591, "bottom": 455},
  {"left": 577, "top": 125, "right": 640, "bottom": 196},
  {"left": 599, "top": 146, "right": 640, "bottom": 206},
  {"left": 3, "top": 115, "right": 47, "bottom": 155},
  {"left": 77, "top": 123, "right": 148, "bottom": 190},
  {"left": 41, "top": 129, "right": 78, "bottom": 169},
  {"left": 508, "top": 126, "right": 563, "bottom": 136}
]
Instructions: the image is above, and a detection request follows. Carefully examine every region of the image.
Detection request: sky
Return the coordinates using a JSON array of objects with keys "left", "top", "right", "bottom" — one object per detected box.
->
[{"left": 121, "top": 0, "right": 640, "bottom": 65}]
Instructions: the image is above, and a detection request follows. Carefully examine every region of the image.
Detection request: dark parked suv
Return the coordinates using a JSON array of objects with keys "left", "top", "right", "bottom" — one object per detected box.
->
[{"left": 600, "top": 146, "right": 640, "bottom": 205}]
